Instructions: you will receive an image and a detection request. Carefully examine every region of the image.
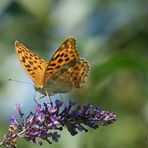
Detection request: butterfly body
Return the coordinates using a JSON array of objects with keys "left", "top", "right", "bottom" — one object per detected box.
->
[
  {"left": 15, "top": 38, "right": 90, "bottom": 96},
  {"left": 34, "top": 79, "right": 72, "bottom": 96}
]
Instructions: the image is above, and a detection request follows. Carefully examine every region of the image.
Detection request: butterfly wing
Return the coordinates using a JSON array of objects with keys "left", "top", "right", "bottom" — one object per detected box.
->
[
  {"left": 59, "top": 58, "right": 90, "bottom": 88},
  {"left": 45, "top": 58, "right": 90, "bottom": 94},
  {"left": 43, "top": 37, "right": 79, "bottom": 85},
  {"left": 15, "top": 41, "right": 47, "bottom": 88}
]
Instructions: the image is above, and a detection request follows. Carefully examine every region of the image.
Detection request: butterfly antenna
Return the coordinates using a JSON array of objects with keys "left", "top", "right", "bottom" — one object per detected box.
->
[{"left": 8, "top": 78, "right": 33, "bottom": 86}]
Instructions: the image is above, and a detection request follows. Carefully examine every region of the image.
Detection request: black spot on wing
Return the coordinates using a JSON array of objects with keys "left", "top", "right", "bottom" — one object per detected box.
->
[
  {"left": 27, "top": 69, "right": 32, "bottom": 72},
  {"left": 18, "top": 50, "right": 22, "bottom": 53},
  {"left": 64, "top": 54, "right": 68, "bottom": 57},
  {"left": 38, "top": 65, "right": 42, "bottom": 70},
  {"left": 47, "top": 67, "right": 53, "bottom": 71},
  {"left": 25, "top": 64, "right": 31, "bottom": 68},
  {"left": 60, "top": 53, "right": 64, "bottom": 57},
  {"left": 65, "top": 58, "right": 70, "bottom": 62},
  {"left": 29, "top": 57, "right": 32, "bottom": 60},
  {"left": 34, "top": 67, "right": 37, "bottom": 70},
  {"left": 25, "top": 56, "right": 28, "bottom": 59},
  {"left": 21, "top": 56, "right": 26, "bottom": 63},
  {"left": 29, "top": 61, "right": 33, "bottom": 65},
  {"left": 74, "top": 77, "right": 77, "bottom": 80},
  {"left": 49, "top": 63, "right": 56, "bottom": 67},
  {"left": 58, "top": 59, "right": 63, "bottom": 63},
  {"left": 56, "top": 65, "right": 61, "bottom": 69},
  {"left": 46, "top": 71, "right": 53, "bottom": 74},
  {"left": 74, "top": 67, "right": 78, "bottom": 70},
  {"left": 54, "top": 54, "right": 60, "bottom": 60}
]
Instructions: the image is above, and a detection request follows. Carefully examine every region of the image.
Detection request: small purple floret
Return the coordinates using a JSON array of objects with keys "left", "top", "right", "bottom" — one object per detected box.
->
[{"left": 9, "top": 116, "right": 17, "bottom": 125}]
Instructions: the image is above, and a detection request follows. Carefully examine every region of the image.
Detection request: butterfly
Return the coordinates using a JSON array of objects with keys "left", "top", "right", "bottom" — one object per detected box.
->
[{"left": 15, "top": 38, "right": 90, "bottom": 97}]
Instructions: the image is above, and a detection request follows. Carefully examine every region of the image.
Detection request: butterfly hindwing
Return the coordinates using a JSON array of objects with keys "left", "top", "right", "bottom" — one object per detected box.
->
[
  {"left": 15, "top": 41, "right": 47, "bottom": 87},
  {"left": 60, "top": 58, "right": 90, "bottom": 88},
  {"left": 46, "top": 58, "right": 90, "bottom": 92}
]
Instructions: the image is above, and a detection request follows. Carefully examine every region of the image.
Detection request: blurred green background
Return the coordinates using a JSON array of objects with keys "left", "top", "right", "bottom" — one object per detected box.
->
[{"left": 0, "top": 0, "right": 148, "bottom": 148}]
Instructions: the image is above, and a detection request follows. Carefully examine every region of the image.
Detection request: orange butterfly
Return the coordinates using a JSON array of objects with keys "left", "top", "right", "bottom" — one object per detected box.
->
[{"left": 15, "top": 38, "right": 90, "bottom": 97}]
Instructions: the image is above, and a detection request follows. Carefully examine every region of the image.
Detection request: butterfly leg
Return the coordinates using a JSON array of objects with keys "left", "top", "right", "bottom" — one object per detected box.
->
[
  {"left": 59, "top": 93, "right": 66, "bottom": 107},
  {"left": 34, "top": 95, "right": 46, "bottom": 104},
  {"left": 33, "top": 90, "right": 37, "bottom": 102},
  {"left": 45, "top": 91, "right": 53, "bottom": 105}
]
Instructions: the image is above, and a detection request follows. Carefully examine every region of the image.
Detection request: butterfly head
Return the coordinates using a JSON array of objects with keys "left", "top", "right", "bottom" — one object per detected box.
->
[
  {"left": 34, "top": 84, "right": 54, "bottom": 96},
  {"left": 34, "top": 85, "right": 46, "bottom": 95}
]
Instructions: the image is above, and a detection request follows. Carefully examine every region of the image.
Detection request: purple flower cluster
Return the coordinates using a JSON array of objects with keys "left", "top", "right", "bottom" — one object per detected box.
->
[{"left": 1, "top": 99, "right": 116, "bottom": 147}]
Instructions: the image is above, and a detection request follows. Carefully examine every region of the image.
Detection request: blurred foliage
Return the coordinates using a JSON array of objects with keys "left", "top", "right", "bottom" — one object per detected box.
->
[{"left": 0, "top": 0, "right": 148, "bottom": 148}]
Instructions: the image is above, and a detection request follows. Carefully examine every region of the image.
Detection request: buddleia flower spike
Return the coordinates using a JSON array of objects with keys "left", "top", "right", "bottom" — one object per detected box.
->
[{"left": 0, "top": 99, "right": 116, "bottom": 147}]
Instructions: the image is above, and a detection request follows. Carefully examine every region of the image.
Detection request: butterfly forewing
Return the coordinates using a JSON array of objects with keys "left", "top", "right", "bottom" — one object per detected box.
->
[
  {"left": 44, "top": 38, "right": 79, "bottom": 85},
  {"left": 15, "top": 41, "right": 47, "bottom": 88}
]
